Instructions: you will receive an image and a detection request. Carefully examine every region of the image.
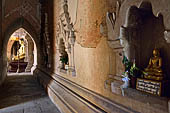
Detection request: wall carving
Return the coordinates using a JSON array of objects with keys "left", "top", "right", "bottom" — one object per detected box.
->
[
  {"left": 105, "top": 0, "right": 126, "bottom": 95},
  {"left": 43, "top": 13, "right": 51, "bottom": 68},
  {"left": 106, "top": 0, "right": 124, "bottom": 42},
  {"left": 164, "top": 30, "right": 170, "bottom": 43},
  {"left": 56, "top": 0, "right": 76, "bottom": 76}
]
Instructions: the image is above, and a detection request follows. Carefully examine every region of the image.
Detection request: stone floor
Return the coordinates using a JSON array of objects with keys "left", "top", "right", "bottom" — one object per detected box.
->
[{"left": 0, "top": 73, "right": 61, "bottom": 113}]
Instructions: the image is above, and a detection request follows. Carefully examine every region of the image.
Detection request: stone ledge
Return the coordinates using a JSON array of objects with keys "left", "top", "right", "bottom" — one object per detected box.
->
[
  {"left": 124, "top": 88, "right": 168, "bottom": 112},
  {"left": 34, "top": 68, "right": 137, "bottom": 113},
  {"left": 34, "top": 69, "right": 106, "bottom": 113}
]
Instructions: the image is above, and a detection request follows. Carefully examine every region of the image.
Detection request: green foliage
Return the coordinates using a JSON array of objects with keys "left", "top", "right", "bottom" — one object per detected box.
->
[
  {"left": 122, "top": 56, "right": 133, "bottom": 72},
  {"left": 60, "top": 55, "right": 68, "bottom": 64},
  {"left": 122, "top": 56, "right": 141, "bottom": 78},
  {"left": 129, "top": 62, "right": 140, "bottom": 77}
]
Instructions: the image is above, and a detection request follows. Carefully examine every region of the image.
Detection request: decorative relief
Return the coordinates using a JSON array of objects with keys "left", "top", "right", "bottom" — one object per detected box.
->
[
  {"left": 106, "top": 0, "right": 125, "bottom": 52},
  {"left": 56, "top": 0, "right": 76, "bottom": 76},
  {"left": 106, "top": 12, "right": 116, "bottom": 40},
  {"left": 164, "top": 30, "right": 170, "bottom": 43},
  {"left": 105, "top": 0, "right": 126, "bottom": 95},
  {"left": 43, "top": 13, "right": 51, "bottom": 68}
]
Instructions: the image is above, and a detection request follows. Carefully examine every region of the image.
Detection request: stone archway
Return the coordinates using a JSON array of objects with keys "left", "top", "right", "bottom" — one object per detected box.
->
[
  {"left": 0, "top": 18, "right": 41, "bottom": 85},
  {"left": 7, "top": 28, "right": 37, "bottom": 73}
]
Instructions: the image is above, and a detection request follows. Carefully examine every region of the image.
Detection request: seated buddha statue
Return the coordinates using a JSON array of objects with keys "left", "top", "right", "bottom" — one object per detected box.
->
[
  {"left": 144, "top": 48, "right": 163, "bottom": 81},
  {"left": 12, "top": 39, "right": 25, "bottom": 61}
]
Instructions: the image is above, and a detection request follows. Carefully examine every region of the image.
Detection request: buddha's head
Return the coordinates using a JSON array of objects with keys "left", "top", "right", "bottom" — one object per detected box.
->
[{"left": 153, "top": 49, "right": 160, "bottom": 57}]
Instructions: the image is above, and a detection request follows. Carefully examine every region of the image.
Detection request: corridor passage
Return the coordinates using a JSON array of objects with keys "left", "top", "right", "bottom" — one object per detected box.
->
[{"left": 0, "top": 73, "right": 61, "bottom": 113}]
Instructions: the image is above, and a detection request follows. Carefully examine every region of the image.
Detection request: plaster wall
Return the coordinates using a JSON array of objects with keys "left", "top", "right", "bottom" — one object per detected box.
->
[
  {"left": 74, "top": 0, "right": 117, "bottom": 48},
  {"left": 53, "top": 0, "right": 117, "bottom": 94},
  {"left": 51, "top": 0, "right": 170, "bottom": 112}
]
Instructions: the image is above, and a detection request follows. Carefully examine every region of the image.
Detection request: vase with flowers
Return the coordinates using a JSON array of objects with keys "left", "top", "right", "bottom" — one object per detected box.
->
[{"left": 122, "top": 56, "right": 144, "bottom": 88}]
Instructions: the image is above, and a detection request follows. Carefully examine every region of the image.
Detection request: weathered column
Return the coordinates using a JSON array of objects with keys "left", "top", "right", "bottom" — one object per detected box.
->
[
  {"left": 24, "top": 39, "right": 28, "bottom": 62},
  {"left": 25, "top": 35, "right": 34, "bottom": 72},
  {"left": 68, "top": 30, "right": 76, "bottom": 76},
  {"left": 31, "top": 41, "right": 37, "bottom": 72}
]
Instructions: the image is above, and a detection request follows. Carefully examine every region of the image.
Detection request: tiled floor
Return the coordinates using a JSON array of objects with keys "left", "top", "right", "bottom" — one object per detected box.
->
[{"left": 0, "top": 73, "right": 61, "bottom": 113}]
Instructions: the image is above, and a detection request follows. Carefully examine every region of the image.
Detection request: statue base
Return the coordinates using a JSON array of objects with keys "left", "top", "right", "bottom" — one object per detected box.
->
[
  {"left": 136, "top": 78, "right": 170, "bottom": 97},
  {"left": 9, "top": 61, "right": 28, "bottom": 73}
]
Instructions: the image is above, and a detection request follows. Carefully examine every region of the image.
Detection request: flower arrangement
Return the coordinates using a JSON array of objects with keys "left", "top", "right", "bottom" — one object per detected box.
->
[
  {"left": 121, "top": 55, "right": 146, "bottom": 88},
  {"left": 122, "top": 56, "right": 142, "bottom": 78}
]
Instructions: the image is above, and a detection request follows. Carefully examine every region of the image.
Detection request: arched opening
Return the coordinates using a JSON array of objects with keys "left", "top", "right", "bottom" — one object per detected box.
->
[
  {"left": 0, "top": 18, "right": 41, "bottom": 86},
  {"left": 7, "top": 28, "right": 37, "bottom": 74}
]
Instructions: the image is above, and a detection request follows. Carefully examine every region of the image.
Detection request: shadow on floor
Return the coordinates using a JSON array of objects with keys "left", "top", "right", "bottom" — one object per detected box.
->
[{"left": 0, "top": 74, "right": 46, "bottom": 109}]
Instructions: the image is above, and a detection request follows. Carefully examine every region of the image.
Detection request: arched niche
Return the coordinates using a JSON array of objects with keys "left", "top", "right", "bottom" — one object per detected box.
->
[
  {"left": 119, "top": 1, "right": 170, "bottom": 79},
  {"left": 0, "top": 17, "right": 40, "bottom": 85}
]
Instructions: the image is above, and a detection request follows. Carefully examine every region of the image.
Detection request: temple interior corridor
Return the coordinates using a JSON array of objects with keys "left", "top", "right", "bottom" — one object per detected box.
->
[
  {"left": 1, "top": 0, "right": 170, "bottom": 113},
  {"left": 0, "top": 73, "right": 61, "bottom": 113}
]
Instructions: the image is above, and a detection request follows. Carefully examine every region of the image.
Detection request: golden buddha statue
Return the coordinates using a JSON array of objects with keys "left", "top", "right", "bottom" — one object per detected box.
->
[
  {"left": 12, "top": 39, "right": 25, "bottom": 61},
  {"left": 144, "top": 48, "right": 163, "bottom": 81}
]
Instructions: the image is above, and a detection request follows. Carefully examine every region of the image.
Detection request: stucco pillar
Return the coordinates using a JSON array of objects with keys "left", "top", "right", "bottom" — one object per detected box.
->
[
  {"left": 68, "top": 31, "right": 76, "bottom": 76},
  {"left": 24, "top": 39, "right": 28, "bottom": 62},
  {"left": 25, "top": 35, "right": 34, "bottom": 72}
]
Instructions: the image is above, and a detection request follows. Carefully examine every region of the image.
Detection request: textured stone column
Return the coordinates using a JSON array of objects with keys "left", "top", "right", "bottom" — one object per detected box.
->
[
  {"left": 68, "top": 31, "right": 76, "bottom": 76},
  {"left": 24, "top": 39, "right": 28, "bottom": 62},
  {"left": 25, "top": 35, "right": 34, "bottom": 72},
  {"left": 31, "top": 42, "right": 37, "bottom": 73}
]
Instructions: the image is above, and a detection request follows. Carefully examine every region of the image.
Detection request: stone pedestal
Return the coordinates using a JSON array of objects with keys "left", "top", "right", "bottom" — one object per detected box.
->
[
  {"left": 111, "top": 80, "right": 122, "bottom": 95},
  {"left": 9, "top": 61, "right": 28, "bottom": 73},
  {"left": 110, "top": 75, "right": 123, "bottom": 95}
]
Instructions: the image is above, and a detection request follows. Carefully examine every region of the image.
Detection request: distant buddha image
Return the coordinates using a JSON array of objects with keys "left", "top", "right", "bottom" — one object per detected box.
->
[
  {"left": 144, "top": 48, "right": 163, "bottom": 81},
  {"left": 12, "top": 39, "right": 25, "bottom": 61}
]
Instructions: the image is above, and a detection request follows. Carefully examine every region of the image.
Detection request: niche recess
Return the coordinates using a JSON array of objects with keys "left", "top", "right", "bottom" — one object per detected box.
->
[{"left": 119, "top": 1, "right": 170, "bottom": 79}]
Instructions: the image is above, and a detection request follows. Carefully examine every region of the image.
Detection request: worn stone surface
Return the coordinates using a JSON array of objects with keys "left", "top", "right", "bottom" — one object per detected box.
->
[
  {"left": 75, "top": 0, "right": 117, "bottom": 48},
  {"left": 169, "top": 100, "right": 170, "bottom": 113},
  {"left": 0, "top": 73, "right": 61, "bottom": 113}
]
